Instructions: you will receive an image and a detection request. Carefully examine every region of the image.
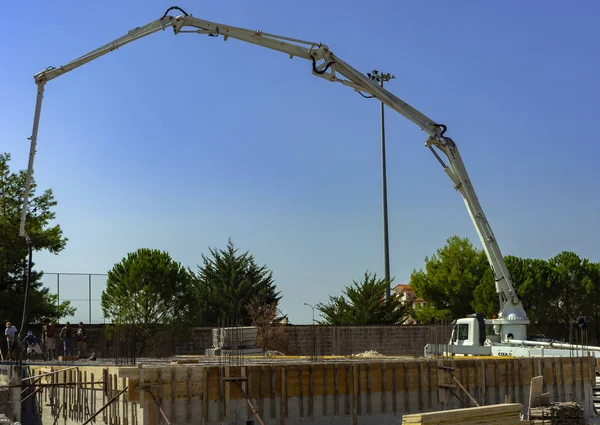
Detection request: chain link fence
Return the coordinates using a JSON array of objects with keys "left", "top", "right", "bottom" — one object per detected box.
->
[{"left": 39, "top": 272, "right": 108, "bottom": 324}]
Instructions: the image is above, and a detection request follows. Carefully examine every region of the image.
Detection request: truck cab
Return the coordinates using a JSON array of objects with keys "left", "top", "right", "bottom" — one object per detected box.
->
[{"left": 449, "top": 313, "right": 487, "bottom": 347}]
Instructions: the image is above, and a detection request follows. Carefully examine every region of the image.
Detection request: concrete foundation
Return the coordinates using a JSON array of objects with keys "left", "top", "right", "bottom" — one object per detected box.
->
[{"left": 20, "top": 356, "right": 598, "bottom": 425}]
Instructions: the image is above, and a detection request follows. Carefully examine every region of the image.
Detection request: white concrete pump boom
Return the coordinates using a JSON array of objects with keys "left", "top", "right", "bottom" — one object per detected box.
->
[{"left": 19, "top": 6, "right": 529, "bottom": 330}]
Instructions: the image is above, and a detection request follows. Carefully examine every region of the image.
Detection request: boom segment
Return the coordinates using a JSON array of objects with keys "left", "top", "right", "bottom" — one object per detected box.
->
[{"left": 20, "top": 6, "right": 529, "bottom": 339}]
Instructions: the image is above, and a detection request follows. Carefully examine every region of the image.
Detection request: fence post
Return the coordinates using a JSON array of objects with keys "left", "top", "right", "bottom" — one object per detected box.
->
[{"left": 89, "top": 274, "right": 92, "bottom": 324}]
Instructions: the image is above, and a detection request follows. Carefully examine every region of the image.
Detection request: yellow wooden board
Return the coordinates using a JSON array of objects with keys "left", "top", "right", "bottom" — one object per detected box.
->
[{"left": 402, "top": 403, "right": 522, "bottom": 424}]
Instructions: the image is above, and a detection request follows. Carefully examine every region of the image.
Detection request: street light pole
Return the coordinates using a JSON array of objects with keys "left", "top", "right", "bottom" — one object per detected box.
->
[
  {"left": 303, "top": 303, "right": 315, "bottom": 324},
  {"left": 367, "top": 70, "right": 395, "bottom": 299}
]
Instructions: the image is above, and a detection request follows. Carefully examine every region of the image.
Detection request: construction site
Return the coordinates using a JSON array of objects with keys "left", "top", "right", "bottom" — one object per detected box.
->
[
  {"left": 0, "top": 325, "right": 598, "bottom": 425},
  {"left": 2, "top": 2, "right": 598, "bottom": 425}
]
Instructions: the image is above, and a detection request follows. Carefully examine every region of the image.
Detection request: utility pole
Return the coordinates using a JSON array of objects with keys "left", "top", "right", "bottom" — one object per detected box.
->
[{"left": 367, "top": 70, "right": 395, "bottom": 299}]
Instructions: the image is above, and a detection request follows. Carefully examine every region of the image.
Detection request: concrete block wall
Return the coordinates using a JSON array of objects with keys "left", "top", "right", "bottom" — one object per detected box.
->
[
  {"left": 284, "top": 325, "right": 451, "bottom": 356},
  {"left": 23, "top": 322, "right": 600, "bottom": 360},
  {"left": 74, "top": 325, "right": 451, "bottom": 358}
]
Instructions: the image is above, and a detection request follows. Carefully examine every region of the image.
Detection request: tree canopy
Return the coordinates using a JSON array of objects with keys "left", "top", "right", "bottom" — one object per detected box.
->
[
  {"left": 411, "top": 235, "right": 600, "bottom": 339},
  {"left": 0, "top": 152, "right": 73, "bottom": 324},
  {"left": 317, "top": 272, "right": 412, "bottom": 325},
  {"left": 101, "top": 248, "right": 195, "bottom": 353},
  {"left": 191, "top": 239, "right": 281, "bottom": 326},
  {"left": 410, "top": 236, "right": 489, "bottom": 323}
]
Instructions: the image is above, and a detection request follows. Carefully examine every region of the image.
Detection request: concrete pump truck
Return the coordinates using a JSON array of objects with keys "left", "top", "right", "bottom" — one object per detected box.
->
[{"left": 17, "top": 6, "right": 599, "bottom": 358}]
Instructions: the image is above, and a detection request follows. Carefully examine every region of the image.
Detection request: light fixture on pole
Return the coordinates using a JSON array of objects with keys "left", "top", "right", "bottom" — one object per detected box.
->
[
  {"left": 303, "top": 303, "right": 315, "bottom": 324},
  {"left": 367, "top": 69, "right": 395, "bottom": 299}
]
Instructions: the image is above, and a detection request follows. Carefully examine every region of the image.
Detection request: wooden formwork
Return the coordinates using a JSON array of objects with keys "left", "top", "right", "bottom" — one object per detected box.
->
[{"left": 24, "top": 356, "right": 596, "bottom": 425}]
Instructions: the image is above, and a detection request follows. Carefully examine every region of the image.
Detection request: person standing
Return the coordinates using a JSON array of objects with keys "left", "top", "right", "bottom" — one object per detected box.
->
[
  {"left": 4, "top": 321, "right": 18, "bottom": 360},
  {"left": 42, "top": 319, "right": 58, "bottom": 360},
  {"left": 60, "top": 322, "right": 75, "bottom": 356},
  {"left": 75, "top": 322, "right": 87, "bottom": 359}
]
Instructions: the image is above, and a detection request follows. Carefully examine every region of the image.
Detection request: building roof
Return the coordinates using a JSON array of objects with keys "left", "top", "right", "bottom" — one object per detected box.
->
[{"left": 392, "top": 284, "right": 413, "bottom": 292}]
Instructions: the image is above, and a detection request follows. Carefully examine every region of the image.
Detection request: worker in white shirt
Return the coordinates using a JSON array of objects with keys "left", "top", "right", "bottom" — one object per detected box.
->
[{"left": 5, "top": 321, "right": 18, "bottom": 360}]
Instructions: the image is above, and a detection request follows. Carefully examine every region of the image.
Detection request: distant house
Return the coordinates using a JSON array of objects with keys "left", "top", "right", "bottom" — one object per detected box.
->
[{"left": 392, "top": 284, "right": 425, "bottom": 324}]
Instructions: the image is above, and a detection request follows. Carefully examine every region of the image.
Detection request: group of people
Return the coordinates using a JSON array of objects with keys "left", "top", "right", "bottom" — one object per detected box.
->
[{"left": 4, "top": 319, "right": 88, "bottom": 361}]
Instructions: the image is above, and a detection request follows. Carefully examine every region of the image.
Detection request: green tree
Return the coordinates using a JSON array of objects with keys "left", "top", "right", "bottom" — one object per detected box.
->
[
  {"left": 0, "top": 152, "right": 74, "bottom": 325},
  {"left": 582, "top": 261, "right": 600, "bottom": 341},
  {"left": 191, "top": 239, "right": 281, "bottom": 326},
  {"left": 101, "top": 248, "right": 194, "bottom": 355},
  {"left": 547, "top": 252, "right": 589, "bottom": 324},
  {"left": 316, "top": 272, "right": 412, "bottom": 325},
  {"left": 410, "top": 236, "right": 488, "bottom": 323},
  {"left": 472, "top": 256, "right": 555, "bottom": 323},
  {"left": 415, "top": 234, "right": 600, "bottom": 335}
]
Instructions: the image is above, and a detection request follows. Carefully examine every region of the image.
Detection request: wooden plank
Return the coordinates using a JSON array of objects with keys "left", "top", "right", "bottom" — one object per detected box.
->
[
  {"left": 113, "top": 373, "right": 119, "bottom": 425},
  {"left": 259, "top": 366, "right": 265, "bottom": 419},
  {"left": 464, "top": 361, "right": 470, "bottom": 401},
  {"left": 358, "top": 364, "right": 363, "bottom": 416},
  {"left": 504, "top": 359, "right": 509, "bottom": 404},
  {"left": 226, "top": 367, "right": 235, "bottom": 416},
  {"left": 580, "top": 357, "right": 586, "bottom": 401},
  {"left": 510, "top": 359, "right": 515, "bottom": 402},
  {"left": 334, "top": 364, "right": 339, "bottom": 416},
  {"left": 551, "top": 358, "right": 558, "bottom": 399},
  {"left": 401, "top": 402, "right": 522, "bottom": 423},
  {"left": 417, "top": 361, "right": 423, "bottom": 412},
  {"left": 246, "top": 366, "right": 254, "bottom": 413},
  {"left": 117, "top": 368, "right": 123, "bottom": 425},
  {"left": 352, "top": 364, "right": 358, "bottom": 425},
  {"left": 381, "top": 362, "right": 386, "bottom": 414},
  {"left": 437, "top": 360, "right": 446, "bottom": 405},
  {"left": 494, "top": 360, "right": 500, "bottom": 405},
  {"left": 308, "top": 365, "right": 314, "bottom": 418},
  {"left": 559, "top": 357, "right": 565, "bottom": 397},
  {"left": 170, "top": 368, "right": 175, "bottom": 424},
  {"left": 280, "top": 365, "right": 287, "bottom": 425},
  {"left": 483, "top": 360, "right": 488, "bottom": 406},
  {"left": 427, "top": 360, "right": 433, "bottom": 409},
  {"left": 202, "top": 368, "right": 209, "bottom": 422},
  {"left": 89, "top": 372, "right": 94, "bottom": 421},
  {"left": 366, "top": 363, "right": 372, "bottom": 415},
  {"left": 404, "top": 361, "right": 410, "bottom": 412},
  {"left": 298, "top": 365, "right": 304, "bottom": 417},
  {"left": 323, "top": 364, "right": 328, "bottom": 416},
  {"left": 83, "top": 370, "right": 88, "bottom": 420},
  {"left": 392, "top": 362, "right": 397, "bottom": 413},
  {"left": 157, "top": 368, "right": 163, "bottom": 425},
  {"left": 270, "top": 366, "right": 276, "bottom": 419},
  {"left": 459, "top": 359, "right": 464, "bottom": 402},
  {"left": 187, "top": 366, "right": 193, "bottom": 423},
  {"left": 76, "top": 369, "right": 81, "bottom": 422},
  {"left": 122, "top": 376, "right": 128, "bottom": 425},
  {"left": 345, "top": 364, "right": 350, "bottom": 415}
]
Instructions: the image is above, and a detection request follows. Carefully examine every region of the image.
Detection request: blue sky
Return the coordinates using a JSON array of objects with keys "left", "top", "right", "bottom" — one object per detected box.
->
[{"left": 2, "top": 0, "right": 599, "bottom": 325}]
